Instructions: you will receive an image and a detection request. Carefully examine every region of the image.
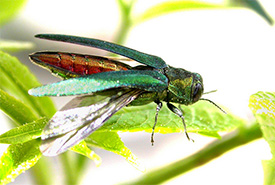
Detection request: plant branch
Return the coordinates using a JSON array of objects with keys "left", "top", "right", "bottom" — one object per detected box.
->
[
  {"left": 30, "top": 157, "right": 53, "bottom": 185},
  {"left": 60, "top": 152, "right": 79, "bottom": 185},
  {"left": 114, "top": 0, "right": 136, "bottom": 44},
  {"left": 126, "top": 123, "right": 262, "bottom": 184}
]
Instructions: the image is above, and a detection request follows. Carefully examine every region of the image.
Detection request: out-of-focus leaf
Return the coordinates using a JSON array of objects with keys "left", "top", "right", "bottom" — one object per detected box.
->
[
  {"left": 229, "top": 0, "right": 273, "bottom": 25},
  {"left": 70, "top": 141, "right": 101, "bottom": 167},
  {"left": 0, "top": 40, "right": 34, "bottom": 52},
  {"left": 262, "top": 159, "right": 275, "bottom": 185},
  {"left": 0, "top": 51, "right": 56, "bottom": 119},
  {"left": 0, "top": 139, "right": 42, "bottom": 184},
  {"left": 85, "top": 132, "right": 145, "bottom": 172},
  {"left": 249, "top": 91, "right": 275, "bottom": 185},
  {"left": 136, "top": 1, "right": 223, "bottom": 24},
  {"left": 0, "top": 0, "right": 27, "bottom": 26},
  {"left": 0, "top": 89, "right": 38, "bottom": 125},
  {"left": 244, "top": 0, "right": 273, "bottom": 24},
  {"left": 0, "top": 118, "right": 47, "bottom": 144},
  {"left": 135, "top": 0, "right": 273, "bottom": 25}
]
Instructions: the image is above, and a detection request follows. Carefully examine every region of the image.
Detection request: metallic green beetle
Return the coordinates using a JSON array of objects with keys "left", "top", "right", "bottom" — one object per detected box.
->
[{"left": 29, "top": 34, "right": 222, "bottom": 156}]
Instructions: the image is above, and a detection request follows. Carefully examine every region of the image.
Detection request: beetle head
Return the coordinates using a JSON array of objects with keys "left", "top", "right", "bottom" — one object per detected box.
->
[{"left": 166, "top": 67, "right": 203, "bottom": 105}]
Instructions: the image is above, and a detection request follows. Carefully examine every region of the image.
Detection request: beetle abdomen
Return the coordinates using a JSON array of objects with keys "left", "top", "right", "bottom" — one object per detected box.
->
[{"left": 30, "top": 51, "right": 132, "bottom": 78}]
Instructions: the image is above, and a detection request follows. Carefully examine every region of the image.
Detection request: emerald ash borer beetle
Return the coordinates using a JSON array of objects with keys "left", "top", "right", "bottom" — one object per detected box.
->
[{"left": 28, "top": 34, "right": 224, "bottom": 156}]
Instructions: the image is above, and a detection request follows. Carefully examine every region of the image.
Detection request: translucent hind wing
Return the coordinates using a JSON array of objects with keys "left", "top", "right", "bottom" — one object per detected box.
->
[{"left": 40, "top": 89, "right": 143, "bottom": 156}]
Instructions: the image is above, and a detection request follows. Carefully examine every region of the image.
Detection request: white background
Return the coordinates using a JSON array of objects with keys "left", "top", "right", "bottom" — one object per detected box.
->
[{"left": 1, "top": 0, "right": 275, "bottom": 184}]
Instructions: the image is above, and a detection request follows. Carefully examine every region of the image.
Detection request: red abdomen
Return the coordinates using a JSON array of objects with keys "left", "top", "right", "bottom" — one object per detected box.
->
[{"left": 30, "top": 52, "right": 131, "bottom": 77}]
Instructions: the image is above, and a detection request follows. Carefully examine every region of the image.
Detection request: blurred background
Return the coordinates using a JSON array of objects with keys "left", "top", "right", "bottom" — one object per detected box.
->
[{"left": 0, "top": 0, "right": 275, "bottom": 184}]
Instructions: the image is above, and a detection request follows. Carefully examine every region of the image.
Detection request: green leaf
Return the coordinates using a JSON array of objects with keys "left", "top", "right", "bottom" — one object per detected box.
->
[
  {"left": 0, "top": 118, "right": 47, "bottom": 144},
  {"left": 262, "top": 159, "right": 275, "bottom": 185},
  {"left": 0, "top": 0, "right": 27, "bottom": 26},
  {"left": 0, "top": 51, "right": 56, "bottom": 119},
  {"left": 0, "top": 89, "right": 38, "bottom": 125},
  {"left": 229, "top": 0, "right": 273, "bottom": 25},
  {"left": 249, "top": 91, "right": 275, "bottom": 185},
  {"left": 249, "top": 92, "right": 275, "bottom": 151},
  {"left": 0, "top": 139, "right": 42, "bottom": 184},
  {"left": 99, "top": 101, "right": 245, "bottom": 138},
  {"left": 135, "top": 0, "right": 273, "bottom": 25},
  {"left": 70, "top": 141, "right": 101, "bottom": 167},
  {"left": 0, "top": 40, "right": 34, "bottom": 52},
  {"left": 85, "top": 132, "right": 145, "bottom": 171},
  {"left": 136, "top": 1, "right": 223, "bottom": 24}
]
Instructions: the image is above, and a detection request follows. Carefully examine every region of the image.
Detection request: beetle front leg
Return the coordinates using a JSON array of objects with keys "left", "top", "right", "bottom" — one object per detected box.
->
[{"left": 167, "top": 102, "right": 194, "bottom": 142}]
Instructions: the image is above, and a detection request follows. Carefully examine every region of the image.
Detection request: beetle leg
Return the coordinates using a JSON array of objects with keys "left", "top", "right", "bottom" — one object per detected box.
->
[
  {"left": 167, "top": 103, "right": 194, "bottom": 142},
  {"left": 151, "top": 100, "right": 163, "bottom": 145}
]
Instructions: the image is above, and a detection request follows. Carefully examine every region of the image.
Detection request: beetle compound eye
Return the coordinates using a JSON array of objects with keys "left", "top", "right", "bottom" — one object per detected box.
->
[{"left": 192, "top": 83, "right": 202, "bottom": 102}]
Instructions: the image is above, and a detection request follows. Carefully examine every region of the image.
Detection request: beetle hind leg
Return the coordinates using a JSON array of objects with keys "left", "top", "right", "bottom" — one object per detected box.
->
[{"left": 151, "top": 100, "right": 163, "bottom": 146}]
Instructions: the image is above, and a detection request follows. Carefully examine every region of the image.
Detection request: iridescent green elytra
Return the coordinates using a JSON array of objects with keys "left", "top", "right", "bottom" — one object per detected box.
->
[{"left": 28, "top": 34, "right": 219, "bottom": 156}]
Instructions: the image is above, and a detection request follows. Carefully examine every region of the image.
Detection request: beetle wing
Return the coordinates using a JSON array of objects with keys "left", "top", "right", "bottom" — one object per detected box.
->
[
  {"left": 35, "top": 34, "right": 168, "bottom": 69},
  {"left": 40, "top": 89, "right": 143, "bottom": 156},
  {"left": 29, "top": 70, "right": 168, "bottom": 96}
]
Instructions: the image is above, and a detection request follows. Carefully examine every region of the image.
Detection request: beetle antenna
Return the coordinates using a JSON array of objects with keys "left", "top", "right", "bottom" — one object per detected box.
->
[
  {"left": 200, "top": 98, "right": 227, "bottom": 114},
  {"left": 203, "top": 90, "right": 217, "bottom": 95}
]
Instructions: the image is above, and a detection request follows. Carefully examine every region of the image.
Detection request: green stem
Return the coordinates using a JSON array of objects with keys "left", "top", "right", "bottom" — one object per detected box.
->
[
  {"left": 114, "top": 17, "right": 131, "bottom": 45},
  {"left": 114, "top": 0, "right": 135, "bottom": 45},
  {"left": 126, "top": 123, "right": 262, "bottom": 184},
  {"left": 60, "top": 153, "right": 79, "bottom": 185},
  {"left": 75, "top": 154, "right": 88, "bottom": 178},
  {"left": 30, "top": 157, "right": 53, "bottom": 185}
]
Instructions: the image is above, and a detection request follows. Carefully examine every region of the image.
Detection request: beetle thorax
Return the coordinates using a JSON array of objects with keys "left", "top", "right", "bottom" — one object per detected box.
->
[{"left": 165, "top": 67, "right": 203, "bottom": 105}]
